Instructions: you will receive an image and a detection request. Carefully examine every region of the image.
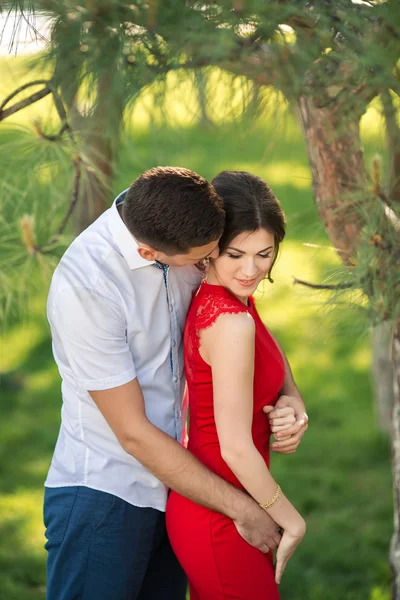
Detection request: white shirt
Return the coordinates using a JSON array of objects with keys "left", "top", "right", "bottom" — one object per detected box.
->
[{"left": 45, "top": 191, "right": 202, "bottom": 511}]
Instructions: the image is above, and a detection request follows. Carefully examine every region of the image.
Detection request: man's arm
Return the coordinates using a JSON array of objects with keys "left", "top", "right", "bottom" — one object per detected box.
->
[
  {"left": 90, "top": 379, "right": 281, "bottom": 553},
  {"left": 51, "top": 286, "right": 280, "bottom": 551},
  {"left": 264, "top": 333, "right": 309, "bottom": 454}
]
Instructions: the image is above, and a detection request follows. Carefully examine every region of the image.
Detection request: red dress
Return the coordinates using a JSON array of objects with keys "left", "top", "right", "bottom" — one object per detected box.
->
[{"left": 166, "top": 282, "right": 285, "bottom": 600}]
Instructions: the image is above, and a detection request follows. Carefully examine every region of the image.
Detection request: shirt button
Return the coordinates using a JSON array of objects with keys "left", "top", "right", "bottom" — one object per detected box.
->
[
  {"left": 172, "top": 340, "right": 177, "bottom": 347},
  {"left": 173, "top": 376, "right": 178, "bottom": 383}
]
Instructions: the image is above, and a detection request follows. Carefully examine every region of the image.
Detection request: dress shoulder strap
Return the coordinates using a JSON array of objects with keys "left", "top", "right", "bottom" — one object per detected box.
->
[{"left": 195, "top": 291, "right": 249, "bottom": 332}]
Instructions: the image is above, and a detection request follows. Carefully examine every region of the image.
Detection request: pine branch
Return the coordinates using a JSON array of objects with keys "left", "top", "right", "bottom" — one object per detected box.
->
[
  {"left": 0, "top": 80, "right": 51, "bottom": 121},
  {"left": 35, "top": 156, "right": 82, "bottom": 254},
  {"left": 286, "top": 12, "right": 318, "bottom": 33},
  {"left": 293, "top": 277, "right": 355, "bottom": 290},
  {"left": 1, "top": 77, "right": 82, "bottom": 255},
  {"left": 176, "top": 42, "right": 289, "bottom": 88},
  {"left": 33, "top": 121, "right": 70, "bottom": 141}
]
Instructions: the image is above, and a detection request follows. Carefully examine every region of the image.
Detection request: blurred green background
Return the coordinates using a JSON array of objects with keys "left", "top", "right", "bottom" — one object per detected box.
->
[{"left": 0, "top": 55, "right": 393, "bottom": 600}]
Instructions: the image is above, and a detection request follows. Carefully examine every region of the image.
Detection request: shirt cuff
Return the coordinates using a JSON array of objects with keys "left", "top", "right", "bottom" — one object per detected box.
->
[{"left": 76, "top": 367, "right": 137, "bottom": 391}]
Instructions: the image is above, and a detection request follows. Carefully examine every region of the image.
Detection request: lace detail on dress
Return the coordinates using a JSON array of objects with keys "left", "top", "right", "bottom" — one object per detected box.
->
[
  {"left": 195, "top": 292, "right": 249, "bottom": 331},
  {"left": 185, "top": 290, "right": 250, "bottom": 380}
]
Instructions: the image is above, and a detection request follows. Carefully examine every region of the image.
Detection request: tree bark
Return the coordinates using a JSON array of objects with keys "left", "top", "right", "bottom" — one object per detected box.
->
[
  {"left": 297, "top": 96, "right": 366, "bottom": 261},
  {"left": 195, "top": 70, "right": 213, "bottom": 129},
  {"left": 372, "top": 322, "right": 395, "bottom": 434},
  {"left": 52, "top": 19, "right": 124, "bottom": 234},
  {"left": 297, "top": 95, "right": 400, "bottom": 597},
  {"left": 70, "top": 66, "right": 123, "bottom": 233},
  {"left": 391, "top": 321, "right": 400, "bottom": 599},
  {"left": 73, "top": 131, "right": 115, "bottom": 232}
]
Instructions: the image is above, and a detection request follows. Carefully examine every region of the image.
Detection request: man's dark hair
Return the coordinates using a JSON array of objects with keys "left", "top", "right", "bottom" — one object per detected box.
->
[
  {"left": 122, "top": 166, "right": 225, "bottom": 254},
  {"left": 211, "top": 170, "right": 286, "bottom": 282}
]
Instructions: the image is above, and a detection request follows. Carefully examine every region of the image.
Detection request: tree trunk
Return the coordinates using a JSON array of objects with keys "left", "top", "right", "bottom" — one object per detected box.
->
[
  {"left": 243, "top": 81, "right": 263, "bottom": 120},
  {"left": 297, "top": 96, "right": 366, "bottom": 261},
  {"left": 297, "top": 95, "right": 399, "bottom": 597},
  {"left": 372, "top": 322, "right": 395, "bottom": 434},
  {"left": 297, "top": 97, "right": 396, "bottom": 433},
  {"left": 391, "top": 321, "right": 400, "bottom": 599},
  {"left": 52, "top": 20, "right": 124, "bottom": 234},
  {"left": 73, "top": 132, "right": 115, "bottom": 232},
  {"left": 71, "top": 66, "right": 124, "bottom": 233},
  {"left": 195, "top": 70, "right": 213, "bottom": 129}
]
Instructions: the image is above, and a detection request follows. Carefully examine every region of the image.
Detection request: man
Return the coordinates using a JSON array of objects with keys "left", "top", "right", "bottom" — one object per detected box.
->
[{"left": 44, "top": 166, "right": 307, "bottom": 600}]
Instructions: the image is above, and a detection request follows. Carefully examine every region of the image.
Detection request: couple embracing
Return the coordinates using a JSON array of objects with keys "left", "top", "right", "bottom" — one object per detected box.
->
[{"left": 44, "top": 167, "right": 308, "bottom": 600}]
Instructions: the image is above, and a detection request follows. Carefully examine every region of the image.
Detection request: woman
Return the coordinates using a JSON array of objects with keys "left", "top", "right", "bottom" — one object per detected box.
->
[{"left": 166, "top": 170, "right": 305, "bottom": 600}]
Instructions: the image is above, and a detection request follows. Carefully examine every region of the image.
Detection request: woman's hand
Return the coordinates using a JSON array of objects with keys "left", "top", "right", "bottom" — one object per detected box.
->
[
  {"left": 264, "top": 396, "right": 309, "bottom": 454},
  {"left": 267, "top": 406, "right": 296, "bottom": 436},
  {"left": 274, "top": 518, "right": 306, "bottom": 584}
]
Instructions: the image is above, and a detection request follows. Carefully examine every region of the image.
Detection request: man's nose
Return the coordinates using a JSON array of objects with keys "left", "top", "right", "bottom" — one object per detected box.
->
[{"left": 209, "top": 246, "right": 220, "bottom": 259}]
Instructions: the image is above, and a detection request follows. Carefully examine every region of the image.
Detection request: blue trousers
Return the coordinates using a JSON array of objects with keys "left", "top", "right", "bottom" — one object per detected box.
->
[{"left": 44, "top": 486, "right": 187, "bottom": 600}]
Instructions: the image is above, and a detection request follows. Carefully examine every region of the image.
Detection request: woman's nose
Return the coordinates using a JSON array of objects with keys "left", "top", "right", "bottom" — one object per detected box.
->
[{"left": 241, "top": 259, "right": 257, "bottom": 277}]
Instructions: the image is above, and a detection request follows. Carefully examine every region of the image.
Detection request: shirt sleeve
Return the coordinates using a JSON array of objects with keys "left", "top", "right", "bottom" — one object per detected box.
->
[{"left": 49, "top": 286, "right": 136, "bottom": 391}]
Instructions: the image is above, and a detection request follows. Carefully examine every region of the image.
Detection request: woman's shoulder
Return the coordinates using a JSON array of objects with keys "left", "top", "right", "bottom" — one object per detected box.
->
[{"left": 190, "top": 282, "right": 251, "bottom": 331}]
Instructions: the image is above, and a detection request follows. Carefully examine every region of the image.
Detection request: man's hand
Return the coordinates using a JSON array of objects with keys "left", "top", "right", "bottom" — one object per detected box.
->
[
  {"left": 233, "top": 496, "right": 282, "bottom": 553},
  {"left": 264, "top": 395, "right": 308, "bottom": 454}
]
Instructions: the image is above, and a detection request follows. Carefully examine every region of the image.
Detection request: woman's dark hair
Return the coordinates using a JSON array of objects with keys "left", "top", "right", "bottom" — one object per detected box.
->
[
  {"left": 211, "top": 170, "right": 286, "bottom": 282},
  {"left": 122, "top": 166, "right": 225, "bottom": 254}
]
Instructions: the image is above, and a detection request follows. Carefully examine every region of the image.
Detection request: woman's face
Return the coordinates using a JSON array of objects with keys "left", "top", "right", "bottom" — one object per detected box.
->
[{"left": 209, "top": 228, "right": 276, "bottom": 299}]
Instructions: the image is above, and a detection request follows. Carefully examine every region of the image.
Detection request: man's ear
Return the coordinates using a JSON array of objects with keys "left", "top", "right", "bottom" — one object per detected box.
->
[{"left": 137, "top": 244, "right": 158, "bottom": 262}]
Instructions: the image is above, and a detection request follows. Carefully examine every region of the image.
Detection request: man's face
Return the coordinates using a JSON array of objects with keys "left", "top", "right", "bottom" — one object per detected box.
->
[{"left": 156, "top": 239, "right": 220, "bottom": 267}]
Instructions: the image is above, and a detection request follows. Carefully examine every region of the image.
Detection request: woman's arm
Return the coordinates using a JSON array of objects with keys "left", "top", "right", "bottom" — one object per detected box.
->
[{"left": 200, "top": 312, "right": 305, "bottom": 580}]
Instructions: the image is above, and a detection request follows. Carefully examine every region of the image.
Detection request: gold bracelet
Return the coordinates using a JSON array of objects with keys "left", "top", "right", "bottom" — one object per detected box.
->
[{"left": 259, "top": 485, "right": 282, "bottom": 511}]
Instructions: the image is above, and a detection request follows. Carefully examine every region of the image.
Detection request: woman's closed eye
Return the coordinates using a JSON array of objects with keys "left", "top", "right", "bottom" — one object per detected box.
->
[{"left": 227, "top": 253, "right": 272, "bottom": 259}]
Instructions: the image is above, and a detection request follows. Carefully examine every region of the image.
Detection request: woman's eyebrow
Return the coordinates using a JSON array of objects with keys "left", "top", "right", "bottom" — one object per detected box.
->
[
  {"left": 227, "top": 247, "right": 245, "bottom": 253},
  {"left": 227, "top": 246, "right": 273, "bottom": 253}
]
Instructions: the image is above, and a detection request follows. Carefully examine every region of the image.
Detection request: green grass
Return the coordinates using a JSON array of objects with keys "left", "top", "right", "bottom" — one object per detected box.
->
[{"left": 0, "top": 57, "right": 393, "bottom": 599}]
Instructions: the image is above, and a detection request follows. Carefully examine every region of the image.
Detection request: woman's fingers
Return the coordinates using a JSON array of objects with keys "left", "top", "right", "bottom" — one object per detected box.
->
[
  {"left": 273, "top": 445, "right": 297, "bottom": 454},
  {"left": 275, "top": 542, "right": 291, "bottom": 584},
  {"left": 275, "top": 555, "right": 288, "bottom": 585},
  {"left": 270, "top": 418, "right": 296, "bottom": 432},
  {"left": 272, "top": 433, "right": 291, "bottom": 442},
  {"left": 272, "top": 424, "right": 308, "bottom": 453},
  {"left": 269, "top": 407, "right": 296, "bottom": 434},
  {"left": 274, "top": 530, "right": 304, "bottom": 584},
  {"left": 267, "top": 407, "right": 295, "bottom": 420},
  {"left": 274, "top": 418, "right": 307, "bottom": 439},
  {"left": 269, "top": 408, "right": 309, "bottom": 453}
]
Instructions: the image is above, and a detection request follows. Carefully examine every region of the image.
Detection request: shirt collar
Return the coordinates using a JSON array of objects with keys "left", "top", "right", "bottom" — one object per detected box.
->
[{"left": 108, "top": 189, "right": 155, "bottom": 270}]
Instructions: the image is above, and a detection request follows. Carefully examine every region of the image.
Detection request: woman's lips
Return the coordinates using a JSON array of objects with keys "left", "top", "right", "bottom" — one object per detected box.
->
[{"left": 235, "top": 277, "right": 258, "bottom": 287}]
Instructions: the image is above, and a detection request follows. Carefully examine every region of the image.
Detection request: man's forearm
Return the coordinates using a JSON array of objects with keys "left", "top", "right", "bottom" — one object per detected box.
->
[
  {"left": 90, "top": 379, "right": 280, "bottom": 551},
  {"left": 280, "top": 354, "right": 302, "bottom": 400},
  {"left": 270, "top": 333, "right": 303, "bottom": 402},
  {"left": 122, "top": 420, "right": 282, "bottom": 552},
  {"left": 123, "top": 418, "right": 249, "bottom": 520}
]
